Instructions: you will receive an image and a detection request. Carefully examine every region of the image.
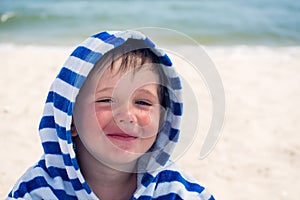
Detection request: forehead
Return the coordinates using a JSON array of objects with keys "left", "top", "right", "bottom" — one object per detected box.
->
[{"left": 97, "top": 63, "right": 160, "bottom": 91}]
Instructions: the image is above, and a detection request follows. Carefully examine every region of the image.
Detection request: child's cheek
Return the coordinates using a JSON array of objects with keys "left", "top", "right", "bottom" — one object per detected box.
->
[
  {"left": 138, "top": 109, "right": 160, "bottom": 129},
  {"left": 95, "top": 107, "right": 112, "bottom": 129},
  {"left": 138, "top": 111, "right": 152, "bottom": 127}
]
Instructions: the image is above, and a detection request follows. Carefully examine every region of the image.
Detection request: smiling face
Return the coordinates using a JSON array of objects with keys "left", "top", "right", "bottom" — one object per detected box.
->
[
  {"left": 95, "top": 62, "right": 161, "bottom": 154},
  {"left": 72, "top": 54, "right": 165, "bottom": 170}
]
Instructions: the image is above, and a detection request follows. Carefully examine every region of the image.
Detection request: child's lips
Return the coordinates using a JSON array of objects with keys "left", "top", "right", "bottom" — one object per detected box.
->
[{"left": 106, "top": 133, "right": 138, "bottom": 141}]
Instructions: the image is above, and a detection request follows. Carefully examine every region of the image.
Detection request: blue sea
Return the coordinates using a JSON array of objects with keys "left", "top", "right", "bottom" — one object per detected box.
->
[{"left": 0, "top": 0, "right": 299, "bottom": 46}]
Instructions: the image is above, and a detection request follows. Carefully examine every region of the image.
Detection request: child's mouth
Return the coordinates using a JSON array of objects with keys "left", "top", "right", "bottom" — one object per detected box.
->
[{"left": 106, "top": 133, "right": 138, "bottom": 141}]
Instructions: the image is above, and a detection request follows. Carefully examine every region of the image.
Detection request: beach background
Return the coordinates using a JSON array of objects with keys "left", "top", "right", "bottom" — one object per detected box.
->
[{"left": 1, "top": 0, "right": 300, "bottom": 199}]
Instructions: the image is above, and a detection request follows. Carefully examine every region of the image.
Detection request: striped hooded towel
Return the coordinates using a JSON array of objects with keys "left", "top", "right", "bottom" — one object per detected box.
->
[{"left": 7, "top": 30, "right": 215, "bottom": 200}]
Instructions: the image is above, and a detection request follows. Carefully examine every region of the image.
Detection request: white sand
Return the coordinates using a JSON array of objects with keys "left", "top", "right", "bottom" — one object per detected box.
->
[{"left": 0, "top": 44, "right": 299, "bottom": 199}]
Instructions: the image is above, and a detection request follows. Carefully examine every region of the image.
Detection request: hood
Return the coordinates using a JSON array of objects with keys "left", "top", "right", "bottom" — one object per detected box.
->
[{"left": 38, "top": 30, "right": 183, "bottom": 197}]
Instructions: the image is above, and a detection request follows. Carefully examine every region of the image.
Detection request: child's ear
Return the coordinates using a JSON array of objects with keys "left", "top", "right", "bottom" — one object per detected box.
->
[{"left": 71, "top": 121, "right": 78, "bottom": 137}]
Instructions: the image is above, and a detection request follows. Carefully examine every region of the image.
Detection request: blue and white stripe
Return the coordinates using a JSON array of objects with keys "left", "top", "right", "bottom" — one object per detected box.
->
[{"left": 7, "top": 30, "right": 214, "bottom": 200}]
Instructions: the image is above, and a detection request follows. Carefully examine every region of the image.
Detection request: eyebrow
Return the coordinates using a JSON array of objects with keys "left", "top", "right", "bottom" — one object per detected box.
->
[
  {"left": 96, "top": 87, "right": 114, "bottom": 94},
  {"left": 135, "top": 88, "right": 159, "bottom": 99},
  {"left": 96, "top": 86, "right": 159, "bottom": 99}
]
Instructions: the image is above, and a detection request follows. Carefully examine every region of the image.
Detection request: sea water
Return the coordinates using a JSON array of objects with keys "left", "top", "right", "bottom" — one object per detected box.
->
[{"left": 0, "top": 0, "right": 299, "bottom": 46}]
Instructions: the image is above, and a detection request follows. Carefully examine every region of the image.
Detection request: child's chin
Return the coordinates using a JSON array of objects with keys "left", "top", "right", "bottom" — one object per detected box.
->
[
  {"left": 108, "top": 140, "right": 147, "bottom": 156},
  {"left": 98, "top": 150, "right": 142, "bottom": 171}
]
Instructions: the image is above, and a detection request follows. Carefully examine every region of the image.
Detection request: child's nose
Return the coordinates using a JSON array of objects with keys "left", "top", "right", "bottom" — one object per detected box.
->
[{"left": 113, "top": 104, "right": 137, "bottom": 124}]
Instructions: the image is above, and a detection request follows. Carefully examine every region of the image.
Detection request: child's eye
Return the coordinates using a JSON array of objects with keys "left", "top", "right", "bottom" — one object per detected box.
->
[
  {"left": 135, "top": 100, "right": 152, "bottom": 106},
  {"left": 96, "top": 98, "right": 113, "bottom": 103}
]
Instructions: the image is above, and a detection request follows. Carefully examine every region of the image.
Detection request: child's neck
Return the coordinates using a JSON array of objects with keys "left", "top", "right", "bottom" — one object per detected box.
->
[
  {"left": 86, "top": 165, "right": 137, "bottom": 200},
  {"left": 75, "top": 137, "right": 137, "bottom": 200}
]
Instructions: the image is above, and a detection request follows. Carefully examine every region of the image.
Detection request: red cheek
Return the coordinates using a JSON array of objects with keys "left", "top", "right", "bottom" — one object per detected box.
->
[
  {"left": 95, "top": 109, "right": 112, "bottom": 128},
  {"left": 136, "top": 110, "right": 153, "bottom": 127}
]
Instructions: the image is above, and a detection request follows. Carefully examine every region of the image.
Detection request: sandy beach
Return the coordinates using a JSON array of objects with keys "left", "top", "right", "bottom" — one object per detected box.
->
[{"left": 1, "top": 44, "right": 299, "bottom": 199}]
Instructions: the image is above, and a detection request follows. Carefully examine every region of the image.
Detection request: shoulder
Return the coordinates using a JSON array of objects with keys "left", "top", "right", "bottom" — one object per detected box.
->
[
  {"left": 7, "top": 163, "right": 76, "bottom": 199},
  {"left": 7, "top": 165, "right": 54, "bottom": 199},
  {"left": 139, "top": 162, "right": 215, "bottom": 200}
]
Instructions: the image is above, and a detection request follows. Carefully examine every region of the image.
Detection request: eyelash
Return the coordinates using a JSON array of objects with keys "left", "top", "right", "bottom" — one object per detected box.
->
[
  {"left": 135, "top": 100, "right": 152, "bottom": 106},
  {"left": 96, "top": 98, "right": 152, "bottom": 107},
  {"left": 96, "top": 98, "right": 113, "bottom": 103}
]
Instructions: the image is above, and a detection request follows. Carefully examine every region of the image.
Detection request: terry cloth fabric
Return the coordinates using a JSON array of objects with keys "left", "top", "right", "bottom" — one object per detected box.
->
[{"left": 7, "top": 30, "right": 215, "bottom": 200}]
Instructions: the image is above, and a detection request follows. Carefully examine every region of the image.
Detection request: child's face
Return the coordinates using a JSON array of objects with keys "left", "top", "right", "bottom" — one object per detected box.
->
[{"left": 73, "top": 58, "right": 162, "bottom": 167}]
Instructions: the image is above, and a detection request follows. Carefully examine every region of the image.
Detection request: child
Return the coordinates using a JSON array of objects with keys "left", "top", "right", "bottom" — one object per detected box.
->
[{"left": 7, "top": 30, "right": 214, "bottom": 200}]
